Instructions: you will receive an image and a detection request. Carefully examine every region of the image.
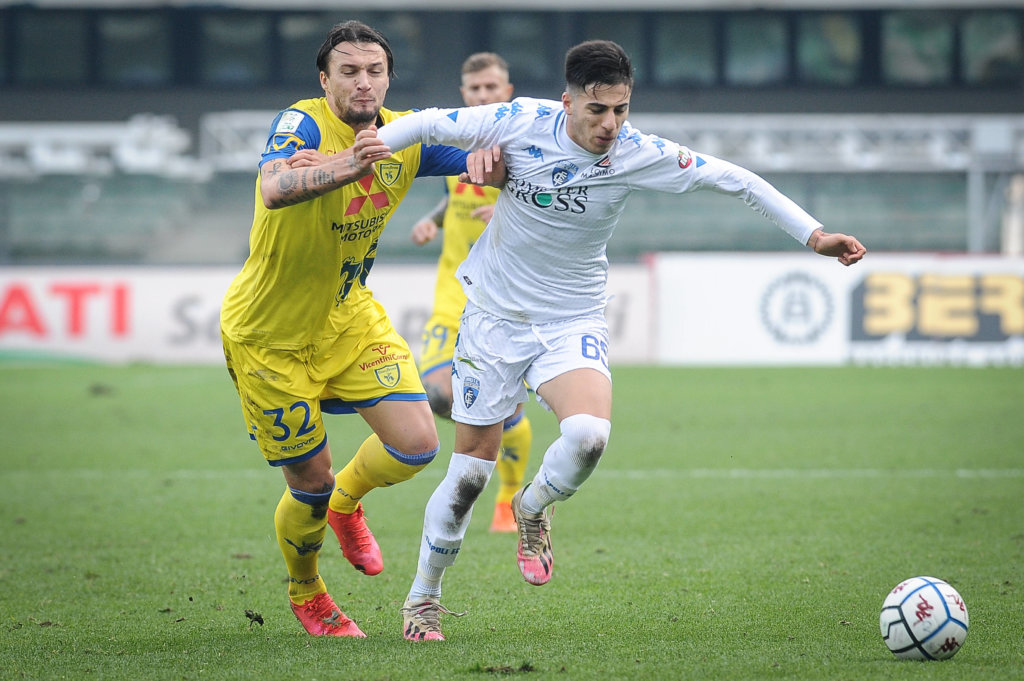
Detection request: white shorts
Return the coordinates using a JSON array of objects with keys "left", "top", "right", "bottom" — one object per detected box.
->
[{"left": 451, "top": 302, "right": 612, "bottom": 426}]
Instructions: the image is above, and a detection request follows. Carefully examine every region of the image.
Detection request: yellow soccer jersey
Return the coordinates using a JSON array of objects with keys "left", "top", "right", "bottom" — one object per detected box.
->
[
  {"left": 221, "top": 98, "right": 467, "bottom": 350},
  {"left": 430, "top": 177, "right": 501, "bottom": 325}
]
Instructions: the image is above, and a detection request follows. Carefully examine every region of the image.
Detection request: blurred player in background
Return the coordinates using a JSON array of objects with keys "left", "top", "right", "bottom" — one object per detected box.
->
[
  {"left": 409, "top": 52, "right": 532, "bottom": 534},
  {"left": 378, "top": 39, "right": 867, "bottom": 641},
  {"left": 219, "top": 20, "right": 501, "bottom": 638}
]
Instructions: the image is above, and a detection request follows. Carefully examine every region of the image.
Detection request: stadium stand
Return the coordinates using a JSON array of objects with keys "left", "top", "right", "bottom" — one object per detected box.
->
[
  {"left": 0, "top": 113, "right": 1017, "bottom": 264},
  {"left": 0, "top": 4, "right": 1022, "bottom": 264}
]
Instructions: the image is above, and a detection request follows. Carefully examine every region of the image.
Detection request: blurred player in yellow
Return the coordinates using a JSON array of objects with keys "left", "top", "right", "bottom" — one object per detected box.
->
[
  {"left": 220, "top": 21, "right": 501, "bottom": 638},
  {"left": 409, "top": 53, "right": 532, "bottom": 533}
]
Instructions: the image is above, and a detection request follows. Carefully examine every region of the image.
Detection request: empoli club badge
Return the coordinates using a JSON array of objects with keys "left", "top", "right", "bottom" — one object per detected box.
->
[{"left": 463, "top": 377, "right": 480, "bottom": 409}]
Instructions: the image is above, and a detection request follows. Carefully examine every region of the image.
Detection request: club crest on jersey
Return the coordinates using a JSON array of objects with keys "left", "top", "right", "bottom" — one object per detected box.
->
[
  {"left": 374, "top": 363, "right": 401, "bottom": 388},
  {"left": 552, "top": 161, "right": 579, "bottom": 187},
  {"left": 678, "top": 149, "right": 693, "bottom": 169},
  {"left": 377, "top": 162, "right": 402, "bottom": 186},
  {"left": 463, "top": 377, "right": 481, "bottom": 409}
]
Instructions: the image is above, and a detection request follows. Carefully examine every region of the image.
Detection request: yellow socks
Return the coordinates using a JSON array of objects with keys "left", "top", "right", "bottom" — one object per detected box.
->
[
  {"left": 275, "top": 487, "right": 330, "bottom": 605},
  {"left": 330, "top": 434, "right": 439, "bottom": 514},
  {"left": 496, "top": 412, "right": 532, "bottom": 505}
]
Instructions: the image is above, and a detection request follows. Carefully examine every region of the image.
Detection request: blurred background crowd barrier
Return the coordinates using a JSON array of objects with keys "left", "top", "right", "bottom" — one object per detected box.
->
[
  {"left": 0, "top": 112, "right": 1021, "bottom": 265},
  {"left": 0, "top": 1, "right": 1022, "bottom": 266}
]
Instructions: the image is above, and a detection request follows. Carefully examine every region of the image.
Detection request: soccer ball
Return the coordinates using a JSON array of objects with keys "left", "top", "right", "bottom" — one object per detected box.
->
[{"left": 880, "top": 576, "right": 968, "bottom": 660}]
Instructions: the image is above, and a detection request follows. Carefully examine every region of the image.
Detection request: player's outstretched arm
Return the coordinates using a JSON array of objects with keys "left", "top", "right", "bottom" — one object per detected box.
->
[
  {"left": 807, "top": 228, "right": 867, "bottom": 266},
  {"left": 259, "top": 128, "right": 391, "bottom": 209}
]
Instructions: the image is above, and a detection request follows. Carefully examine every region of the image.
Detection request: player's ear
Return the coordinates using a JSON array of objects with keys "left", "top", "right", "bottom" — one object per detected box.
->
[{"left": 561, "top": 91, "right": 572, "bottom": 113}]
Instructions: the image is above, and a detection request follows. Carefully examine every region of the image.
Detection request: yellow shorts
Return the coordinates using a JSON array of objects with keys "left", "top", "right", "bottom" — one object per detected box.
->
[
  {"left": 223, "top": 301, "right": 426, "bottom": 466},
  {"left": 417, "top": 312, "right": 459, "bottom": 378}
]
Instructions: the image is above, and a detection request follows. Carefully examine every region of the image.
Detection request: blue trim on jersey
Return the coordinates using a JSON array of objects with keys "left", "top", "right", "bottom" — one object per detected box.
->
[
  {"left": 553, "top": 111, "right": 566, "bottom": 150},
  {"left": 321, "top": 392, "right": 429, "bottom": 414},
  {"left": 383, "top": 442, "right": 440, "bottom": 466},
  {"left": 421, "top": 359, "right": 453, "bottom": 377},
  {"left": 502, "top": 409, "right": 524, "bottom": 431},
  {"left": 259, "top": 109, "right": 321, "bottom": 167},
  {"left": 417, "top": 144, "right": 468, "bottom": 177},
  {"left": 268, "top": 434, "right": 328, "bottom": 467},
  {"left": 288, "top": 486, "right": 333, "bottom": 506}
]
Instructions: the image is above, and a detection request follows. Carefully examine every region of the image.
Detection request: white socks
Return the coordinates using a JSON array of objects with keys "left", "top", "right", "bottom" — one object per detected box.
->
[
  {"left": 520, "top": 413, "right": 611, "bottom": 515},
  {"left": 408, "top": 453, "right": 495, "bottom": 600}
]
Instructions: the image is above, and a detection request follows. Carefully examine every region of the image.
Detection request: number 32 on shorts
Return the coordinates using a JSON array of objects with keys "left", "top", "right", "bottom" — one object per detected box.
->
[{"left": 581, "top": 334, "right": 609, "bottom": 368}]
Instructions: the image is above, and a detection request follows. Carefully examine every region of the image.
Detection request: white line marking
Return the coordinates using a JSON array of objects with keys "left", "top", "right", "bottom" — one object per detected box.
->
[
  {"left": 599, "top": 468, "right": 1024, "bottom": 480},
  {"left": 4, "top": 468, "right": 1023, "bottom": 482}
]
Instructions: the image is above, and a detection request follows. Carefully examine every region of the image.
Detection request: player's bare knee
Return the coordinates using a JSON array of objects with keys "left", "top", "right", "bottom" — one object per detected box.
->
[{"left": 383, "top": 416, "right": 441, "bottom": 457}]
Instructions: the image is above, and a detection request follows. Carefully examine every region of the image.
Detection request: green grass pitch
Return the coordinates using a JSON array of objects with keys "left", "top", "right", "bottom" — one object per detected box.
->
[{"left": 1, "top": 364, "right": 1022, "bottom": 680}]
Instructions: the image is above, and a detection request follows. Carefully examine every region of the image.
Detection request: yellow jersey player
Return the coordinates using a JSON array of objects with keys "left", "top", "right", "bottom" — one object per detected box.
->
[
  {"left": 409, "top": 53, "right": 533, "bottom": 534},
  {"left": 220, "top": 21, "right": 501, "bottom": 638}
]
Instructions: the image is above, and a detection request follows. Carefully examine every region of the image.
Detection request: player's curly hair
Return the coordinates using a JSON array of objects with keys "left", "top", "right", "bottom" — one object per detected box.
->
[
  {"left": 564, "top": 40, "right": 633, "bottom": 95},
  {"left": 316, "top": 20, "right": 395, "bottom": 78}
]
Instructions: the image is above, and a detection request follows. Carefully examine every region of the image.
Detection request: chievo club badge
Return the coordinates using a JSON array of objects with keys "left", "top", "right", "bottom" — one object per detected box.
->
[
  {"left": 463, "top": 377, "right": 481, "bottom": 409},
  {"left": 377, "top": 162, "right": 402, "bottom": 186},
  {"left": 374, "top": 363, "right": 400, "bottom": 388}
]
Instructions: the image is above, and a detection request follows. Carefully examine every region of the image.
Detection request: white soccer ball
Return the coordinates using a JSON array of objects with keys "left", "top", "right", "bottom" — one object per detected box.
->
[{"left": 880, "top": 576, "right": 969, "bottom": 660}]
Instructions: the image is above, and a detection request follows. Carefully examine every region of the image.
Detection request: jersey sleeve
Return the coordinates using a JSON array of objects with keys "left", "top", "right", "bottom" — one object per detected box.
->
[
  {"left": 618, "top": 122, "right": 822, "bottom": 245},
  {"left": 378, "top": 99, "right": 541, "bottom": 153},
  {"left": 688, "top": 152, "right": 823, "bottom": 245},
  {"left": 258, "top": 109, "right": 321, "bottom": 168},
  {"left": 416, "top": 144, "right": 468, "bottom": 177}
]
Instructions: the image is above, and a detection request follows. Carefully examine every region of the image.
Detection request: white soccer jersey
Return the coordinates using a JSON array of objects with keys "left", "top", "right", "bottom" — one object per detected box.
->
[{"left": 379, "top": 97, "right": 822, "bottom": 323}]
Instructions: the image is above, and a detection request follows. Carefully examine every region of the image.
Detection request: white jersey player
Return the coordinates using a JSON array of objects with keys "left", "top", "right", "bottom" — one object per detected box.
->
[
  {"left": 376, "top": 39, "right": 867, "bottom": 642},
  {"left": 386, "top": 105, "right": 823, "bottom": 325}
]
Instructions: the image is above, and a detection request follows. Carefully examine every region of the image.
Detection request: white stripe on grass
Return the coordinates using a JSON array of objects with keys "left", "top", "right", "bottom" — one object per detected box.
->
[
  {"left": 601, "top": 468, "right": 1024, "bottom": 480},
  {"left": 5, "top": 467, "right": 1024, "bottom": 482}
]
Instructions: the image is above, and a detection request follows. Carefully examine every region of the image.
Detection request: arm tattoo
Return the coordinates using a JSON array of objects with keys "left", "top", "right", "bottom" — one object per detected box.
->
[
  {"left": 313, "top": 168, "right": 335, "bottom": 186},
  {"left": 272, "top": 166, "right": 344, "bottom": 207},
  {"left": 277, "top": 172, "right": 298, "bottom": 193}
]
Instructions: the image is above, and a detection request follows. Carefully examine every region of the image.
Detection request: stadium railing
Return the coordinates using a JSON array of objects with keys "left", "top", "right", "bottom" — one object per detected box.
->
[{"left": 0, "top": 113, "right": 1022, "bottom": 263}]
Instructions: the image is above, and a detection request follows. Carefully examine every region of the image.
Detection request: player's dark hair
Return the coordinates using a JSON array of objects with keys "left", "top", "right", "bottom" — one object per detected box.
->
[
  {"left": 462, "top": 52, "right": 509, "bottom": 75},
  {"left": 316, "top": 20, "right": 395, "bottom": 78},
  {"left": 564, "top": 40, "right": 633, "bottom": 94}
]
